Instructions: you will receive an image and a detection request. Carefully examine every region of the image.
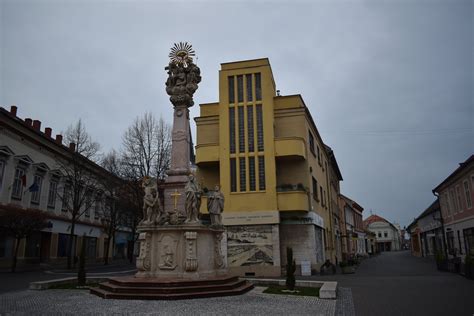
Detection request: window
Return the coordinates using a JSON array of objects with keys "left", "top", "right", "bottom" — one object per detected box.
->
[
  {"left": 258, "top": 156, "right": 265, "bottom": 190},
  {"left": 308, "top": 131, "right": 315, "bottom": 155},
  {"left": 312, "top": 177, "right": 318, "bottom": 201},
  {"left": 30, "top": 174, "right": 43, "bottom": 204},
  {"left": 384, "top": 232, "right": 388, "bottom": 238},
  {"left": 320, "top": 186, "right": 324, "bottom": 206},
  {"left": 450, "top": 189, "right": 458, "bottom": 213},
  {"left": 247, "top": 105, "right": 254, "bottom": 152},
  {"left": 47, "top": 180, "right": 58, "bottom": 208},
  {"left": 464, "top": 228, "right": 474, "bottom": 255},
  {"left": 464, "top": 180, "right": 472, "bottom": 209},
  {"left": 238, "top": 106, "right": 245, "bottom": 152},
  {"left": 57, "top": 233, "right": 75, "bottom": 257},
  {"left": 237, "top": 75, "right": 243, "bottom": 103},
  {"left": 246, "top": 74, "right": 253, "bottom": 102},
  {"left": 239, "top": 158, "right": 246, "bottom": 192},
  {"left": 444, "top": 192, "right": 451, "bottom": 215},
  {"left": 255, "top": 73, "right": 262, "bottom": 101},
  {"left": 84, "top": 190, "right": 93, "bottom": 218},
  {"left": 249, "top": 157, "right": 256, "bottom": 191},
  {"left": 11, "top": 168, "right": 25, "bottom": 200},
  {"left": 230, "top": 158, "right": 236, "bottom": 192},
  {"left": 457, "top": 230, "right": 463, "bottom": 255},
  {"left": 455, "top": 185, "right": 463, "bottom": 212},
  {"left": 94, "top": 195, "right": 102, "bottom": 219},
  {"left": 62, "top": 184, "right": 71, "bottom": 212},
  {"left": 0, "top": 160, "right": 5, "bottom": 191},
  {"left": 228, "top": 76, "right": 235, "bottom": 103},
  {"left": 378, "top": 232, "right": 381, "bottom": 238},
  {"left": 256, "top": 105, "right": 264, "bottom": 151},
  {"left": 447, "top": 231, "right": 455, "bottom": 255},
  {"left": 229, "top": 108, "right": 235, "bottom": 154},
  {"left": 317, "top": 146, "right": 321, "bottom": 165}
]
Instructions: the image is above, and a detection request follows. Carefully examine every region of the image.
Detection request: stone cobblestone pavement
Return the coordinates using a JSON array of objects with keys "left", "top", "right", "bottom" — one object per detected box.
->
[{"left": 0, "top": 286, "right": 337, "bottom": 316}]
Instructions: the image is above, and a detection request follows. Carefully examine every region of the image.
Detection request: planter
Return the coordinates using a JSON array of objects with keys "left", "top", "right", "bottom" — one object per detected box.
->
[
  {"left": 465, "top": 264, "right": 474, "bottom": 280},
  {"left": 341, "top": 266, "right": 355, "bottom": 274}
]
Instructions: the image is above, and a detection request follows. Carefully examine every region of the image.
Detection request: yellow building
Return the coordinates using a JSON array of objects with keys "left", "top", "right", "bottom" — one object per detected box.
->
[{"left": 195, "top": 58, "right": 342, "bottom": 276}]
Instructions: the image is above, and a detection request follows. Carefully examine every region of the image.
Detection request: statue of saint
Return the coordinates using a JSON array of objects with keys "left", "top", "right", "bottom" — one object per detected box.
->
[
  {"left": 185, "top": 174, "right": 201, "bottom": 223},
  {"left": 141, "top": 177, "right": 162, "bottom": 225},
  {"left": 207, "top": 185, "right": 224, "bottom": 227}
]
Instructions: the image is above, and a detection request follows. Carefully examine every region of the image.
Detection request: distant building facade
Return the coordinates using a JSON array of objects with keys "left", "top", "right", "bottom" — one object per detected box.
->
[
  {"left": 0, "top": 106, "right": 131, "bottom": 267},
  {"left": 194, "top": 58, "right": 343, "bottom": 276},
  {"left": 433, "top": 155, "right": 474, "bottom": 259},
  {"left": 338, "top": 194, "right": 367, "bottom": 258},
  {"left": 407, "top": 200, "right": 444, "bottom": 258},
  {"left": 364, "top": 214, "right": 401, "bottom": 252}
]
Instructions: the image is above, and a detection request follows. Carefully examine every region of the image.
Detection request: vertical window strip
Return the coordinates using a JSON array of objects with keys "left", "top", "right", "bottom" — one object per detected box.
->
[
  {"left": 237, "top": 75, "right": 244, "bottom": 103},
  {"left": 230, "top": 158, "right": 237, "bottom": 192},
  {"left": 249, "top": 157, "right": 256, "bottom": 191},
  {"left": 238, "top": 106, "right": 245, "bottom": 153},
  {"left": 228, "top": 76, "right": 235, "bottom": 104},
  {"left": 256, "top": 105, "right": 264, "bottom": 151},
  {"left": 239, "top": 158, "right": 246, "bottom": 192},
  {"left": 247, "top": 105, "right": 254, "bottom": 152},
  {"left": 246, "top": 74, "right": 253, "bottom": 102},
  {"left": 255, "top": 73, "right": 262, "bottom": 101},
  {"left": 229, "top": 108, "right": 235, "bottom": 154},
  {"left": 258, "top": 156, "right": 265, "bottom": 190}
]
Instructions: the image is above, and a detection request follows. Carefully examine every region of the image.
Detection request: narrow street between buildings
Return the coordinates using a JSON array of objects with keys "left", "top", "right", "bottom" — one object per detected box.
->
[{"left": 312, "top": 251, "right": 474, "bottom": 316}]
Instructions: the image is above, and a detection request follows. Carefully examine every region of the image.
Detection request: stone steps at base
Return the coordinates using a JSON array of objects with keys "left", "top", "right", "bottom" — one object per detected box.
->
[
  {"left": 108, "top": 275, "right": 239, "bottom": 287},
  {"left": 90, "top": 282, "right": 254, "bottom": 300},
  {"left": 99, "top": 279, "right": 247, "bottom": 294}
]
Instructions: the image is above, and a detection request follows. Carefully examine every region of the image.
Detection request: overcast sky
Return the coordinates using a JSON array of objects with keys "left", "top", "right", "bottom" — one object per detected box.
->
[{"left": 1, "top": 0, "right": 472, "bottom": 228}]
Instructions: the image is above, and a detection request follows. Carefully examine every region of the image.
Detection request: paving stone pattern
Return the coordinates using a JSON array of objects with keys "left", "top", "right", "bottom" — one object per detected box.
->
[{"left": 0, "top": 286, "right": 336, "bottom": 316}]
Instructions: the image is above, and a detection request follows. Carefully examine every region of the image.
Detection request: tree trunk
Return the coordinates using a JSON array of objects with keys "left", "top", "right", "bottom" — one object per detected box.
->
[
  {"left": 11, "top": 237, "right": 21, "bottom": 273},
  {"left": 67, "top": 220, "right": 76, "bottom": 269},
  {"left": 104, "top": 236, "right": 110, "bottom": 265}
]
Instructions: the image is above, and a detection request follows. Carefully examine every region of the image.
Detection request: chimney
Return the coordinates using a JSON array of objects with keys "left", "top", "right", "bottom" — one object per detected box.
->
[
  {"left": 45, "top": 127, "right": 52, "bottom": 138},
  {"left": 69, "top": 142, "right": 76, "bottom": 152},
  {"left": 10, "top": 105, "right": 17, "bottom": 116},
  {"left": 33, "top": 120, "right": 41, "bottom": 131},
  {"left": 55, "top": 134, "right": 63, "bottom": 144},
  {"left": 24, "top": 118, "right": 32, "bottom": 127}
]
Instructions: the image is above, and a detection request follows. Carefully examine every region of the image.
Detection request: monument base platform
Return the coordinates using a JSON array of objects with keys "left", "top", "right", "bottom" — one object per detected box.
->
[{"left": 90, "top": 275, "right": 253, "bottom": 300}]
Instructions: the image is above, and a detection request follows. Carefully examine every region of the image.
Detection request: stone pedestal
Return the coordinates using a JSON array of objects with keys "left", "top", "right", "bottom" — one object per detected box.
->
[{"left": 136, "top": 224, "right": 227, "bottom": 279}]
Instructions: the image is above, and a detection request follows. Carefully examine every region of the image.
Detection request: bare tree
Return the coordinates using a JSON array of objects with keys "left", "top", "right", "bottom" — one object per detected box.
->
[
  {"left": 0, "top": 205, "right": 48, "bottom": 272},
  {"left": 120, "top": 112, "right": 171, "bottom": 262},
  {"left": 55, "top": 119, "right": 101, "bottom": 269},
  {"left": 122, "top": 112, "right": 171, "bottom": 181}
]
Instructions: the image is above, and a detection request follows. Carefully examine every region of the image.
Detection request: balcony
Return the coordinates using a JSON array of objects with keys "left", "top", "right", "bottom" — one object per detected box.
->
[
  {"left": 274, "top": 137, "right": 306, "bottom": 159},
  {"left": 195, "top": 144, "right": 219, "bottom": 164},
  {"left": 277, "top": 190, "right": 309, "bottom": 212}
]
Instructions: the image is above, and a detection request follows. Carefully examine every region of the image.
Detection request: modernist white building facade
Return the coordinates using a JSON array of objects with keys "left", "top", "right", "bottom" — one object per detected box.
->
[{"left": 364, "top": 214, "right": 401, "bottom": 252}]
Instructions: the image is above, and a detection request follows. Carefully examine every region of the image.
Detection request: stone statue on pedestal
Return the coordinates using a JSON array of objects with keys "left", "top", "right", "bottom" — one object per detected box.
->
[
  {"left": 141, "top": 177, "right": 162, "bottom": 225},
  {"left": 207, "top": 185, "right": 224, "bottom": 227},
  {"left": 185, "top": 174, "right": 201, "bottom": 223}
]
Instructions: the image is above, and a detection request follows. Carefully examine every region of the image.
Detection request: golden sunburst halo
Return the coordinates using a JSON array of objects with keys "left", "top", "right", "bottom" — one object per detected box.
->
[{"left": 169, "top": 42, "right": 195, "bottom": 67}]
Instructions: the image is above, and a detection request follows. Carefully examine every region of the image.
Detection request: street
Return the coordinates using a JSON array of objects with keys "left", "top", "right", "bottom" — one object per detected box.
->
[{"left": 313, "top": 251, "right": 474, "bottom": 316}]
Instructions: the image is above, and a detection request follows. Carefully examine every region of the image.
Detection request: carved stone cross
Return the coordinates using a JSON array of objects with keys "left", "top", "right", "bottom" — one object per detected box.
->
[{"left": 170, "top": 189, "right": 181, "bottom": 210}]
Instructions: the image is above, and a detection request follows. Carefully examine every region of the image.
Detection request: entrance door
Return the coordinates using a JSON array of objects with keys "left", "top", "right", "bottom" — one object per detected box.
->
[{"left": 40, "top": 232, "right": 51, "bottom": 262}]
